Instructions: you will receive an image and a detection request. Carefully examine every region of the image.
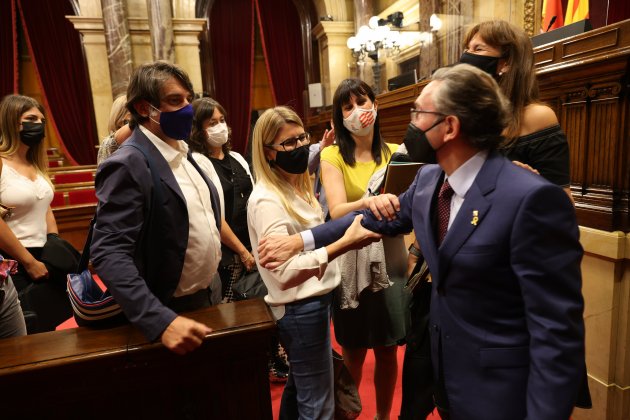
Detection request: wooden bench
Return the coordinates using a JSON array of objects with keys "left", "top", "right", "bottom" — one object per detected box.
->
[
  {"left": 48, "top": 164, "right": 97, "bottom": 173},
  {"left": 51, "top": 170, "right": 95, "bottom": 184},
  {"left": 52, "top": 183, "right": 97, "bottom": 209},
  {"left": 0, "top": 299, "right": 275, "bottom": 419}
]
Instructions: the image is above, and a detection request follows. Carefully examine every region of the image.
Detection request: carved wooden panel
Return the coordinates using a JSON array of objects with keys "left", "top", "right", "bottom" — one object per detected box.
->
[{"left": 534, "top": 19, "right": 630, "bottom": 231}]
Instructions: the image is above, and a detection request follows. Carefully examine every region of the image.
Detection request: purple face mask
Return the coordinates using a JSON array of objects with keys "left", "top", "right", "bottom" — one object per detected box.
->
[{"left": 150, "top": 103, "right": 194, "bottom": 140}]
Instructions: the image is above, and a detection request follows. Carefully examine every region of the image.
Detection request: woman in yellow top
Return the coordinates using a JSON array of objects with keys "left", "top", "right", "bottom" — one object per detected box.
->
[{"left": 321, "top": 78, "right": 409, "bottom": 420}]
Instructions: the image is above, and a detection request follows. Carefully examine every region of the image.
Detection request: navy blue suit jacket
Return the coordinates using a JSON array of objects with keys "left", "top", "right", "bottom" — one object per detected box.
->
[
  {"left": 91, "top": 129, "right": 221, "bottom": 341},
  {"left": 311, "top": 151, "right": 585, "bottom": 419}
]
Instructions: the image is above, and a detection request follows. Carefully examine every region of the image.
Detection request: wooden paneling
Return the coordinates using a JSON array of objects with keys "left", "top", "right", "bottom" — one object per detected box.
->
[
  {"left": 0, "top": 299, "right": 275, "bottom": 419},
  {"left": 535, "top": 18, "right": 630, "bottom": 231},
  {"left": 53, "top": 204, "right": 95, "bottom": 250}
]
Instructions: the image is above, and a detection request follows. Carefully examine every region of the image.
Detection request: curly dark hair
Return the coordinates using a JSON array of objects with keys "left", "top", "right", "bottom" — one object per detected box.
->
[{"left": 188, "top": 97, "right": 232, "bottom": 156}]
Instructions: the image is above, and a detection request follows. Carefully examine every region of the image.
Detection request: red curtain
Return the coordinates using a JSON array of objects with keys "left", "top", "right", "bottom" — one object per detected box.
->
[
  {"left": 0, "top": 0, "right": 18, "bottom": 98},
  {"left": 210, "top": 0, "right": 255, "bottom": 155},
  {"left": 17, "top": 0, "right": 97, "bottom": 165},
  {"left": 255, "top": 0, "right": 305, "bottom": 120}
]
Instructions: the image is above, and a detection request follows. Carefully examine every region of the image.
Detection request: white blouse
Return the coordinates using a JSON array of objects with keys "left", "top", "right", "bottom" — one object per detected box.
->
[
  {"left": 0, "top": 162, "right": 53, "bottom": 248},
  {"left": 247, "top": 181, "right": 340, "bottom": 320}
]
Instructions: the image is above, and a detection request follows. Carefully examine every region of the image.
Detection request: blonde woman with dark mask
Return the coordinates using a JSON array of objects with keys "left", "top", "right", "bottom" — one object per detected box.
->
[{"left": 247, "top": 106, "right": 379, "bottom": 419}]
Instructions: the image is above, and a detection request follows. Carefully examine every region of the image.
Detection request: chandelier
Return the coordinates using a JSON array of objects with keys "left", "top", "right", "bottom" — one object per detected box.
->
[{"left": 346, "top": 16, "right": 402, "bottom": 63}]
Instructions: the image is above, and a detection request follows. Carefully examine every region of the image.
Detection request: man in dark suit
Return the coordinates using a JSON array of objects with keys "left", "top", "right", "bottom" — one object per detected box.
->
[
  {"left": 258, "top": 64, "right": 586, "bottom": 419},
  {"left": 91, "top": 61, "right": 222, "bottom": 355}
]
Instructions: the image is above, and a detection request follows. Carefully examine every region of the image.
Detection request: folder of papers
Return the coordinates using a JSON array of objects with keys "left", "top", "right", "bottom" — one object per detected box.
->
[{"left": 382, "top": 162, "right": 424, "bottom": 196}]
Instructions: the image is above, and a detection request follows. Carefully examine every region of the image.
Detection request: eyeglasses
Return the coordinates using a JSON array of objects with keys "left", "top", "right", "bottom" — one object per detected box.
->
[
  {"left": 410, "top": 109, "right": 446, "bottom": 121},
  {"left": 265, "top": 132, "right": 310, "bottom": 152}
]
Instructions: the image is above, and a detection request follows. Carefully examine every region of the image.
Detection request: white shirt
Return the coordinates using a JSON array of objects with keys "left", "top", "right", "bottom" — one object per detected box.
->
[
  {"left": 0, "top": 161, "right": 53, "bottom": 247},
  {"left": 192, "top": 151, "right": 253, "bottom": 219},
  {"left": 444, "top": 150, "right": 488, "bottom": 230},
  {"left": 140, "top": 126, "right": 221, "bottom": 297},
  {"left": 247, "top": 181, "right": 341, "bottom": 320}
]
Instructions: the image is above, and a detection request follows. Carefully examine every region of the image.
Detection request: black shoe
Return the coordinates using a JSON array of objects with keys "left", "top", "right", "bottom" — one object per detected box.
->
[{"left": 269, "top": 359, "right": 289, "bottom": 383}]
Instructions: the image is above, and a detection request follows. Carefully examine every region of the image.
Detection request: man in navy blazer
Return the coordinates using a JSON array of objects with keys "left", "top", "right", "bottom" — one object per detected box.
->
[
  {"left": 91, "top": 62, "right": 222, "bottom": 355},
  {"left": 259, "top": 64, "right": 586, "bottom": 419}
]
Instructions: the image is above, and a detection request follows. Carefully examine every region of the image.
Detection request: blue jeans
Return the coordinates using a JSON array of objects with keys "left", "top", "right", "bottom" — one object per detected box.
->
[
  {"left": 0, "top": 277, "right": 27, "bottom": 338},
  {"left": 277, "top": 292, "right": 334, "bottom": 420}
]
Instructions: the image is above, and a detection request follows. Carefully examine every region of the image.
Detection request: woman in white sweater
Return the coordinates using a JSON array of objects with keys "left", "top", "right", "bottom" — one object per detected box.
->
[{"left": 247, "top": 106, "right": 375, "bottom": 419}]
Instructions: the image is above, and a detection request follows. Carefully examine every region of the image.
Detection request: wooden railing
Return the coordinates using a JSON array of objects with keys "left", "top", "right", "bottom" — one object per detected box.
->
[
  {"left": 0, "top": 299, "right": 275, "bottom": 419},
  {"left": 533, "top": 18, "right": 630, "bottom": 232},
  {"left": 307, "top": 18, "right": 630, "bottom": 232},
  {"left": 48, "top": 165, "right": 98, "bottom": 250}
]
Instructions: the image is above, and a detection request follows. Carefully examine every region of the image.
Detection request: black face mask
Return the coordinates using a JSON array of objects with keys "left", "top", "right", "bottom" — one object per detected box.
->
[
  {"left": 459, "top": 51, "right": 501, "bottom": 76},
  {"left": 19, "top": 122, "right": 45, "bottom": 147},
  {"left": 403, "top": 123, "right": 437, "bottom": 163},
  {"left": 273, "top": 144, "right": 309, "bottom": 174}
]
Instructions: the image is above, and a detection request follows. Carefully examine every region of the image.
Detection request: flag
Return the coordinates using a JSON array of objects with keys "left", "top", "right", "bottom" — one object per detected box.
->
[
  {"left": 565, "top": 0, "right": 589, "bottom": 25},
  {"left": 542, "top": 0, "right": 564, "bottom": 32}
]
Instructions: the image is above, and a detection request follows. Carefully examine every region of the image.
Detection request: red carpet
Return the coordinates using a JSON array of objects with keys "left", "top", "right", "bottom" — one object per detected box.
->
[{"left": 270, "top": 324, "right": 441, "bottom": 420}]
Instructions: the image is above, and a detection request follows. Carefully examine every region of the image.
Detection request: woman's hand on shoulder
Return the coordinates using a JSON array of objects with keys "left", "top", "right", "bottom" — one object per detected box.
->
[{"left": 521, "top": 104, "right": 559, "bottom": 136}]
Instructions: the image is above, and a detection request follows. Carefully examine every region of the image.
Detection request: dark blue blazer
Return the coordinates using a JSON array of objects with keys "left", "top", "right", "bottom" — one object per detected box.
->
[
  {"left": 91, "top": 129, "right": 221, "bottom": 341},
  {"left": 312, "top": 151, "right": 585, "bottom": 419}
]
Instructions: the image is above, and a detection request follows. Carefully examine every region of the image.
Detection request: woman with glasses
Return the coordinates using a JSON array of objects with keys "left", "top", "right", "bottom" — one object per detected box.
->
[
  {"left": 247, "top": 105, "right": 375, "bottom": 418},
  {"left": 459, "top": 20, "right": 572, "bottom": 198},
  {"left": 323, "top": 78, "right": 410, "bottom": 420}
]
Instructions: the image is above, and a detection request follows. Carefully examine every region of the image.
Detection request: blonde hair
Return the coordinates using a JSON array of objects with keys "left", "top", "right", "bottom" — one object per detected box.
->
[
  {"left": 107, "top": 94, "right": 128, "bottom": 133},
  {"left": 251, "top": 106, "right": 317, "bottom": 226},
  {"left": 0, "top": 94, "right": 49, "bottom": 181}
]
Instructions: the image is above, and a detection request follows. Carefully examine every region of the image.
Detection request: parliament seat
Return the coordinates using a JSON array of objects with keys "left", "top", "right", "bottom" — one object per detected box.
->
[{"left": 51, "top": 170, "right": 95, "bottom": 184}]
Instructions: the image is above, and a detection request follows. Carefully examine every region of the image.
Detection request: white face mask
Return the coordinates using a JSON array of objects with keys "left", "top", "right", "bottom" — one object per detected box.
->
[
  {"left": 206, "top": 122, "right": 228, "bottom": 147},
  {"left": 342, "top": 105, "right": 377, "bottom": 136}
]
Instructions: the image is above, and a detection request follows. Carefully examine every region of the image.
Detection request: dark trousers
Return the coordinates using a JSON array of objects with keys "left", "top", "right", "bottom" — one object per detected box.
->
[
  {"left": 400, "top": 281, "right": 435, "bottom": 420},
  {"left": 8, "top": 248, "right": 72, "bottom": 334}
]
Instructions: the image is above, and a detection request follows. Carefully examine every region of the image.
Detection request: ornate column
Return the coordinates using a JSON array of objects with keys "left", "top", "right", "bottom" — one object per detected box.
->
[
  {"left": 353, "top": 0, "right": 373, "bottom": 29},
  {"left": 101, "top": 0, "right": 132, "bottom": 98},
  {"left": 418, "top": 0, "right": 437, "bottom": 81},
  {"left": 127, "top": 17, "right": 205, "bottom": 95},
  {"left": 313, "top": 21, "right": 355, "bottom": 106},
  {"left": 66, "top": 15, "right": 113, "bottom": 140},
  {"left": 146, "top": 0, "right": 175, "bottom": 62}
]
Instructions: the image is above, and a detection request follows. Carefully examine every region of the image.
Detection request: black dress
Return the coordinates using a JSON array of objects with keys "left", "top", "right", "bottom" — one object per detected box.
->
[
  {"left": 209, "top": 153, "right": 253, "bottom": 301},
  {"left": 500, "top": 124, "right": 570, "bottom": 187}
]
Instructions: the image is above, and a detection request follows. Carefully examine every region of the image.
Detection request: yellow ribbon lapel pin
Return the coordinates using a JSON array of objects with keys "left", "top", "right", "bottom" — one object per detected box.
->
[{"left": 471, "top": 210, "right": 479, "bottom": 226}]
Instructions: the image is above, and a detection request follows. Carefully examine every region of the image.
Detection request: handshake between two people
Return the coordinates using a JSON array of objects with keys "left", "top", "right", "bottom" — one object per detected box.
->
[{"left": 258, "top": 193, "right": 401, "bottom": 270}]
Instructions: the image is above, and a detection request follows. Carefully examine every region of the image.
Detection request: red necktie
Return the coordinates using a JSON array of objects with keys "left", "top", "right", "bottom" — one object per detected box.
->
[{"left": 437, "top": 179, "right": 454, "bottom": 245}]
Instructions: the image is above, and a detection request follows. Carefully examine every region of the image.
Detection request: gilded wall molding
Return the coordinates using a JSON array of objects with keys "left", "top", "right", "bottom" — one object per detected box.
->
[{"left": 523, "top": 0, "right": 535, "bottom": 36}]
